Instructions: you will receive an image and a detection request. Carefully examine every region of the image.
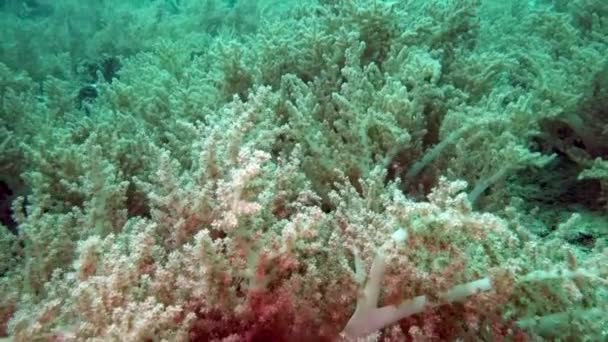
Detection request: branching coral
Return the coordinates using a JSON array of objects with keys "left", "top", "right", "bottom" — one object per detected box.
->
[{"left": 0, "top": 0, "right": 607, "bottom": 341}]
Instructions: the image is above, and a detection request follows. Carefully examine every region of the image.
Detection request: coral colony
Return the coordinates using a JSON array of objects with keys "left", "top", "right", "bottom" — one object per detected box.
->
[{"left": 0, "top": 0, "right": 607, "bottom": 341}]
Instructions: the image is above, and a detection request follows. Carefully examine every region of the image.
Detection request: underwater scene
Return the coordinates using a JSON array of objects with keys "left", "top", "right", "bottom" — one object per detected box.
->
[{"left": 0, "top": 0, "right": 607, "bottom": 340}]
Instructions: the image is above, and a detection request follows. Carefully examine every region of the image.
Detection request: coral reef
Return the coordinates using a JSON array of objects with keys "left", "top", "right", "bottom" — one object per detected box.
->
[{"left": 0, "top": 0, "right": 607, "bottom": 340}]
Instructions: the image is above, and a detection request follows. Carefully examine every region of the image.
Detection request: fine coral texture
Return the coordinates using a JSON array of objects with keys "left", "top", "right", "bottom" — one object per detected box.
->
[{"left": 0, "top": 0, "right": 607, "bottom": 341}]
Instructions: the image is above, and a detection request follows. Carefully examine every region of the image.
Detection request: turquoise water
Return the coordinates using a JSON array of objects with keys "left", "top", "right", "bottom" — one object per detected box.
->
[{"left": 0, "top": 1, "right": 606, "bottom": 340}]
